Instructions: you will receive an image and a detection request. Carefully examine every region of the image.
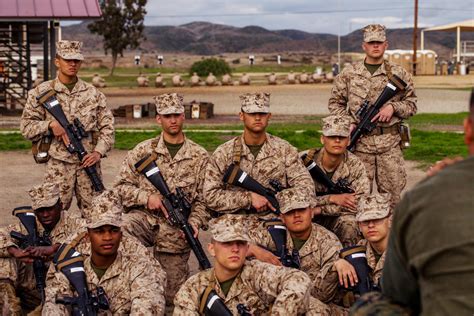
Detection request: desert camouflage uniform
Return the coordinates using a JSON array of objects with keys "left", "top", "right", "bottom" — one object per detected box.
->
[
  {"left": 357, "top": 239, "right": 386, "bottom": 286},
  {"left": 328, "top": 25, "right": 417, "bottom": 208},
  {"left": 43, "top": 247, "right": 165, "bottom": 315},
  {"left": 204, "top": 93, "right": 314, "bottom": 239},
  {"left": 309, "top": 148, "right": 370, "bottom": 247},
  {"left": 204, "top": 133, "right": 314, "bottom": 233},
  {"left": 252, "top": 222, "right": 342, "bottom": 304},
  {"left": 20, "top": 42, "right": 114, "bottom": 212},
  {"left": 43, "top": 190, "right": 166, "bottom": 315},
  {"left": 174, "top": 259, "right": 316, "bottom": 315},
  {"left": 114, "top": 94, "right": 209, "bottom": 307},
  {"left": 0, "top": 211, "right": 85, "bottom": 313}
]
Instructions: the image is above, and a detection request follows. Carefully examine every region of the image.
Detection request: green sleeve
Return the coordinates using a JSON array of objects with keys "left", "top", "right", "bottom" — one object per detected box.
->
[{"left": 381, "top": 193, "right": 420, "bottom": 313}]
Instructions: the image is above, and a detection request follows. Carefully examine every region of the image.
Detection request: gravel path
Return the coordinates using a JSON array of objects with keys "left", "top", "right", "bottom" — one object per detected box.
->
[{"left": 104, "top": 85, "right": 471, "bottom": 115}]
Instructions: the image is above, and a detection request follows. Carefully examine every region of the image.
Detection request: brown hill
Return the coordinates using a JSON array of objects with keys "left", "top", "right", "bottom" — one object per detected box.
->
[{"left": 63, "top": 21, "right": 473, "bottom": 59}]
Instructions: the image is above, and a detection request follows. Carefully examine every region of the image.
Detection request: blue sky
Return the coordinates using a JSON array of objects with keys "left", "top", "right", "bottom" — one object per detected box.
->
[{"left": 70, "top": 0, "right": 474, "bottom": 35}]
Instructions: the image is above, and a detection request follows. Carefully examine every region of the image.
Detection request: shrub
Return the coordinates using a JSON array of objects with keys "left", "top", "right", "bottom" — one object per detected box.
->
[{"left": 189, "top": 58, "right": 232, "bottom": 77}]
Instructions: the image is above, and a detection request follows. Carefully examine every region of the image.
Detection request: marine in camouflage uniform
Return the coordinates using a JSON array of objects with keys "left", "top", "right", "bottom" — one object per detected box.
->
[
  {"left": 328, "top": 24, "right": 417, "bottom": 207},
  {"left": 0, "top": 183, "right": 85, "bottom": 314},
  {"left": 333, "top": 194, "right": 391, "bottom": 308},
  {"left": 43, "top": 191, "right": 166, "bottom": 315},
  {"left": 20, "top": 40, "right": 115, "bottom": 213},
  {"left": 174, "top": 214, "right": 314, "bottom": 315},
  {"left": 114, "top": 93, "right": 209, "bottom": 309},
  {"left": 203, "top": 92, "right": 315, "bottom": 239},
  {"left": 249, "top": 191, "right": 342, "bottom": 314},
  {"left": 303, "top": 115, "right": 370, "bottom": 247}
]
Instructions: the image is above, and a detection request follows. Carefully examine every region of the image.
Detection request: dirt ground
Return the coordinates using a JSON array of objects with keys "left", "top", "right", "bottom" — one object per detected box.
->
[
  {"left": 0, "top": 149, "right": 426, "bottom": 274},
  {"left": 0, "top": 149, "right": 426, "bottom": 226}
]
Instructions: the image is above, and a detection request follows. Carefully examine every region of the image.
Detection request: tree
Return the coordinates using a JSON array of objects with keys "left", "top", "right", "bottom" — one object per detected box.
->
[
  {"left": 190, "top": 58, "right": 232, "bottom": 77},
  {"left": 88, "top": 0, "right": 147, "bottom": 76}
]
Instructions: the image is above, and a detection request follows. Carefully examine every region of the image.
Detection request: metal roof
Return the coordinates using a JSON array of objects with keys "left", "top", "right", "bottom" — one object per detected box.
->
[
  {"left": 423, "top": 19, "right": 474, "bottom": 32},
  {"left": 0, "top": 0, "right": 102, "bottom": 20}
]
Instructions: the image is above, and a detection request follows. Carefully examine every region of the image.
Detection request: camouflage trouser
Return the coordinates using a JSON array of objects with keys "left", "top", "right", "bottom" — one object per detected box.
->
[
  {"left": 0, "top": 257, "right": 42, "bottom": 314},
  {"left": 355, "top": 147, "right": 406, "bottom": 209},
  {"left": 306, "top": 296, "right": 333, "bottom": 316},
  {"left": 316, "top": 215, "right": 362, "bottom": 248},
  {"left": 44, "top": 157, "right": 102, "bottom": 214},
  {"left": 122, "top": 210, "right": 190, "bottom": 311},
  {"left": 350, "top": 292, "right": 411, "bottom": 316},
  {"left": 155, "top": 251, "right": 190, "bottom": 311},
  {"left": 0, "top": 280, "right": 21, "bottom": 316},
  {"left": 122, "top": 210, "right": 160, "bottom": 248}
]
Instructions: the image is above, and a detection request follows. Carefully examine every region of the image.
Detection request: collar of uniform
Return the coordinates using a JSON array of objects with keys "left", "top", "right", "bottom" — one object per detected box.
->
[
  {"left": 85, "top": 250, "right": 123, "bottom": 285},
  {"left": 363, "top": 240, "right": 386, "bottom": 273},
  {"left": 357, "top": 58, "right": 389, "bottom": 78},
  {"left": 40, "top": 210, "right": 66, "bottom": 240},
  {"left": 52, "top": 77, "right": 88, "bottom": 94},
  {"left": 315, "top": 148, "right": 350, "bottom": 181},
  {"left": 155, "top": 133, "right": 193, "bottom": 161},
  {"left": 239, "top": 133, "right": 278, "bottom": 161},
  {"left": 211, "top": 267, "right": 244, "bottom": 301},
  {"left": 287, "top": 223, "right": 318, "bottom": 258}
]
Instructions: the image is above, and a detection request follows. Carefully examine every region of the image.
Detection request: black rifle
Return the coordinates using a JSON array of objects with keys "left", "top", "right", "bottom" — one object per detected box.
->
[
  {"left": 36, "top": 90, "right": 105, "bottom": 192},
  {"left": 134, "top": 154, "right": 211, "bottom": 270},
  {"left": 265, "top": 220, "right": 301, "bottom": 269},
  {"left": 301, "top": 153, "right": 354, "bottom": 195},
  {"left": 200, "top": 289, "right": 233, "bottom": 316},
  {"left": 10, "top": 206, "right": 51, "bottom": 303},
  {"left": 200, "top": 289, "right": 250, "bottom": 316},
  {"left": 222, "top": 163, "right": 281, "bottom": 215},
  {"left": 340, "top": 245, "right": 378, "bottom": 295},
  {"left": 348, "top": 75, "right": 407, "bottom": 152},
  {"left": 53, "top": 243, "right": 109, "bottom": 315}
]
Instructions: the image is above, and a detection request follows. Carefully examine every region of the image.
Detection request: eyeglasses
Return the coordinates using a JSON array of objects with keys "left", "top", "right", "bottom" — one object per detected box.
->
[{"left": 359, "top": 218, "right": 387, "bottom": 226}]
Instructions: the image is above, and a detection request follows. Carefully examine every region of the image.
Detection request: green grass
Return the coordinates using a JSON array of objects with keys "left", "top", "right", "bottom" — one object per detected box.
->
[
  {"left": 408, "top": 112, "right": 467, "bottom": 127},
  {"left": 2, "top": 127, "right": 466, "bottom": 167},
  {"left": 0, "top": 134, "right": 30, "bottom": 151},
  {"left": 404, "top": 130, "right": 467, "bottom": 166}
]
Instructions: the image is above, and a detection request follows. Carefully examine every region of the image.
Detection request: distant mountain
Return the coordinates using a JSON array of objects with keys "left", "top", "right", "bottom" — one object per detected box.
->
[{"left": 63, "top": 21, "right": 474, "bottom": 58}]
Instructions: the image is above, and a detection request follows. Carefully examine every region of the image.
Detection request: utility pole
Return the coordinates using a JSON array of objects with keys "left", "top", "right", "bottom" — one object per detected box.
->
[{"left": 412, "top": 0, "right": 418, "bottom": 75}]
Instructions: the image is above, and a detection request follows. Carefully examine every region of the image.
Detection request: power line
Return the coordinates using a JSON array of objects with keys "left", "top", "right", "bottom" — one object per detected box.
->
[{"left": 145, "top": 7, "right": 470, "bottom": 18}]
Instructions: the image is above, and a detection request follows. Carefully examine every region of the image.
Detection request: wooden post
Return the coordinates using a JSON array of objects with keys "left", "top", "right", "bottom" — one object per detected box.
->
[{"left": 412, "top": 0, "right": 418, "bottom": 75}]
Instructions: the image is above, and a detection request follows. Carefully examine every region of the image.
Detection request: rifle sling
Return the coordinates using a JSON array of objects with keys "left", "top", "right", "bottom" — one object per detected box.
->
[
  {"left": 263, "top": 219, "right": 285, "bottom": 228},
  {"left": 340, "top": 245, "right": 366, "bottom": 259},
  {"left": 233, "top": 136, "right": 242, "bottom": 166},
  {"left": 226, "top": 164, "right": 240, "bottom": 185},
  {"left": 136, "top": 152, "right": 158, "bottom": 174},
  {"left": 57, "top": 232, "right": 87, "bottom": 263},
  {"left": 383, "top": 60, "right": 393, "bottom": 82},
  {"left": 13, "top": 207, "right": 34, "bottom": 215},
  {"left": 199, "top": 279, "right": 217, "bottom": 315},
  {"left": 38, "top": 89, "right": 57, "bottom": 105},
  {"left": 303, "top": 148, "right": 317, "bottom": 166},
  {"left": 56, "top": 256, "right": 84, "bottom": 271}
]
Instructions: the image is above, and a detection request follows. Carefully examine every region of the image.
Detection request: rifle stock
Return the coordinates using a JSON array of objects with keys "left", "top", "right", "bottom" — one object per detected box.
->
[
  {"left": 134, "top": 154, "right": 211, "bottom": 270},
  {"left": 301, "top": 153, "right": 354, "bottom": 195},
  {"left": 222, "top": 163, "right": 281, "bottom": 215}
]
